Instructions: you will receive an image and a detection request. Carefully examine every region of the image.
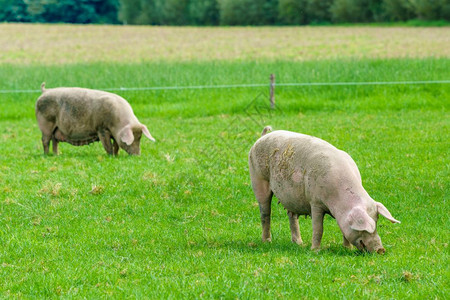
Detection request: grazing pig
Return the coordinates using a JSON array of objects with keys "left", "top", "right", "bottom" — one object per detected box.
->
[
  {"left": 35, "top": 83, "right": 155, "bottom": 155},
  {"left": 248, "top": 126, "right": 400, "bottom": 254}
]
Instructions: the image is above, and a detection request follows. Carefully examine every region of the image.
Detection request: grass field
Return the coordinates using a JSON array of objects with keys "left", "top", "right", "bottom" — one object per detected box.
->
[
  {"left": 0, "top": 24, "right": 449, "bottom": 298},
  {"left": 1, "top": 24, "right": 450, "bottom": 64}
]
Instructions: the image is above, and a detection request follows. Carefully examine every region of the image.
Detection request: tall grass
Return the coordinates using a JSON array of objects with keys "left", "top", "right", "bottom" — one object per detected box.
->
[
  {"left": 0, "top": 58, "right": 449, "bottom": 298},
  {"left": 1, "top": 58, "right": 449, "bottom": 119}
]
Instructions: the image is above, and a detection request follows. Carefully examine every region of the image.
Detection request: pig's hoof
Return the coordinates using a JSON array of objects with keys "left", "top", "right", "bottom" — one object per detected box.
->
[
  {"left": 311, "top": 246, "right": 321, "bottom": 252},
  {"left": 262, "top": 238, "right": 272, "bottom": 243},
  {"left": 292, "top": 238, "right": 303, "bottom": 245}
]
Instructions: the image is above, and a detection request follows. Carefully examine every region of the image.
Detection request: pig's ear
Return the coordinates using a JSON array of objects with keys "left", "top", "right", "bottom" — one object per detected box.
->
[
  {"left": 376, "top": 202, "right": 401, "bottom": 224},
  {"left": 348, "top": 207, "right": 376, "bottom": 233},
  {"left": 119, "top": 125, "right": 134, "bottom": 146},
  {"left": 141, "top": 124, "right": 155, "bottom": 142}
]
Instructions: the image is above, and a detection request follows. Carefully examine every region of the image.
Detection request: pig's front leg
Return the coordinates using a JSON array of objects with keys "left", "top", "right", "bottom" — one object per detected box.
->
[
  {"left": 343, "top": 236, "right": 352, "bottom": 249},
  {"left": 99, "top": 130, "right": 114, "bottom": 155},
  {"left": 287, "top": 211, "right": 303, "bottom": 245},
  {"left": 112, "top": 138, "right": 119, "bottom": 156},
  {"left": 311, "top": 206, "right": 325, "bottom": 250}
]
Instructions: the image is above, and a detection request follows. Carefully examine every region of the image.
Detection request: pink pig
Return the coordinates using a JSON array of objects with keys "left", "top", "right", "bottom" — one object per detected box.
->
[
  {"left": 36, "top": 83, "right": 155, "bottom": 156},
  {"left": 248, "top": 126, "right": 400, "bottom": 253}
]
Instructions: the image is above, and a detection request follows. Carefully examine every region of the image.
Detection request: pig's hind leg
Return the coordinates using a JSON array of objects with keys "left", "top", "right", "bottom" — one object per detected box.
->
[
  {"left": 51, "top": 135, "right": 59, "bottom": 155},
  {"left": 41, "top": 133, "right": 52, "bottom": 155},
  {"left": 251, "top": 177, "right": 273, "bottom": 242},
  {"left": 51, "top": 128, "right": 66, "bottom": 155},
  {"left": 36, "top": 115, "right": 55, "bottom": 155}
]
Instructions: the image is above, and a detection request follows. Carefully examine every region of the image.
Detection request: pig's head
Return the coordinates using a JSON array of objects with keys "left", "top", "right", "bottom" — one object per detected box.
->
[
  {"left": 342, "top": 202, "right": 400, "bottom": 254},
  {"left": 118, "top": 124, "right": 155, "bottom": 155}
]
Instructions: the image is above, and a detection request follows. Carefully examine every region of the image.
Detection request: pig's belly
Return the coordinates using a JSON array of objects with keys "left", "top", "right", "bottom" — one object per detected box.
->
[
  {"left": 54, "top": 127, "right": 99, "bottom": 144},
  {"left": 270, "top": 180, "right": 311, "bottom": 215}
]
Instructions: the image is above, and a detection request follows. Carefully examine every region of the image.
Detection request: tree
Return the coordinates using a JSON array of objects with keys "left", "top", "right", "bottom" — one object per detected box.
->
[
  {"left": 278, "top": 0, "right": 306, "bottom": 25},
  {"left": 0, "top": 0, "right": 119, "bottom": 23},
  {"left": 0, "top": 0, "right": 30, "bottom": 22},
  {"left": 157, "top": 0, "right": 189, "bottom": 25},
  {"left": 2, "top": 0, "right": 449, "bottom": 25},
  {"left": 219, "top": 0, "right": 278, "bottom": 25},
  {"left": 441, "top": 0, "right": 450, "bottom": 20},
  {"left": 188, "top": 0, "right": 219, "bottom": 25},
  {"left": 382, "top": 0, "right": 414, "bottom": 21},
  {"left": 330, "top": 0, "right": 382, "bottom": 23},
  {"left": 306, "top": 0, "right": 333, "bottom": 24},
  {"left": 119, "top": 0, "right": 160, "bottom": 25},
  {"left": 409, "top": 0, "right": 449, "bottom": 21},
  {"left": 93, "top": 0, "right": 120, "bottom": 23},
  {"left": 42, "top": 0, "right": 97, "bottom": 23}
]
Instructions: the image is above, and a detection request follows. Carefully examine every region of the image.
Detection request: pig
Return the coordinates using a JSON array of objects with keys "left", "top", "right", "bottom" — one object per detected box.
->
[
  {"left": 248, "top": 126, "right": 400, "bottom": 254},
  {"left": 35, "top": 83, "right": 155, "bottom": 155}
]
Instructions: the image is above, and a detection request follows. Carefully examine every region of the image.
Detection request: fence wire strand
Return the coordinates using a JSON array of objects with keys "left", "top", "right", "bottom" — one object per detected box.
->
[{"left": 0, "top": 80, "right": 449, "bottom": 94}]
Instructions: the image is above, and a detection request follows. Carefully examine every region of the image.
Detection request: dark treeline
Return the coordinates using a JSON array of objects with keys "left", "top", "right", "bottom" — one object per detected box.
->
[{"left": 1, "top": 0, "right": 449, "bottom": 25}]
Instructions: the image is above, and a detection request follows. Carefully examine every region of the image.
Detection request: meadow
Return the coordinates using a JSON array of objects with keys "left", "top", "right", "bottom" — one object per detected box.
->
[{"left": 0, "top": 24, "right": 449, "bottom": 298}]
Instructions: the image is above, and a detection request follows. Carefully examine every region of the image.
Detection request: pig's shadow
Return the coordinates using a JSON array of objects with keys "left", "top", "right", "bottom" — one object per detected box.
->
[
  {"left": 31, "top": 151, "right": 132, "bottom": 159},
  {"left": 208, "top": 239, "right": 366, "bottom": 257}
]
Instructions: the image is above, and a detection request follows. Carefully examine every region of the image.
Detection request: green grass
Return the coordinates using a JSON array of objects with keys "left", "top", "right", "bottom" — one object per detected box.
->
[{"left": 0, "top": 59, "right": 449, "bottom": 298}]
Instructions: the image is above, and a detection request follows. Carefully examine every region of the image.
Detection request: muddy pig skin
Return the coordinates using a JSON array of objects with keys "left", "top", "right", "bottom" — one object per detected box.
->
[
  {"left": 248, "top": 127, "right": 400, "bottom": 253},
  {"left": 35, "top": 83, "right": 155, "bottom": 155}
]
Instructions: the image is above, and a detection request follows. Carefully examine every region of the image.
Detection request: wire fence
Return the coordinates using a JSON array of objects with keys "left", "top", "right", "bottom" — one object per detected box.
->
[{"left": 0, "top": 80, "right": 449, "bottom": 94}]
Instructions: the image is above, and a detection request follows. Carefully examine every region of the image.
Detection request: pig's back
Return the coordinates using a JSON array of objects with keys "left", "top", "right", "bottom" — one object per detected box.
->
[
  {"left": 37, "top": 87, "right": 133, "bottom": 122},
  {"left": 36, "top": 88, "right": 131, "bottom": 140},
  {"left": 250, "top": 130, "right": 338, "bottom": 177},
  {"left": 250, "top": 130, "right": 357, "bottom": 214},
  {"left": 41, "top": 87, "right": 127, "bottom": 109}
]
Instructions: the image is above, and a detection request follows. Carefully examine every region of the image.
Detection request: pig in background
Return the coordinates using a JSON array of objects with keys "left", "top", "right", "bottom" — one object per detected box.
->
[
  {"left": 248, "top": 126, "right": 400, "bottom": 254},
  {"left": 35, "top": 83, "right": 155, "bottom": 156}
]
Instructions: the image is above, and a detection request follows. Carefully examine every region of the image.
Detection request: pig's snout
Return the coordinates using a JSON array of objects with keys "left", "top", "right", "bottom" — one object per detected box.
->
[
  {"left": 125, "top": 148, "right": 140, "bottom": 156},
  {"left": 376, "top": 247, "right": 386, "bottom": 254},
  {"left": 364, "top": 234, "right": 384, "bottom": 254},
  {"left": 120, "top": 141, "right": 141, "bottom": 155},
  {"left": 357, "top": 237, "right": 385, "bottom": 254}
]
